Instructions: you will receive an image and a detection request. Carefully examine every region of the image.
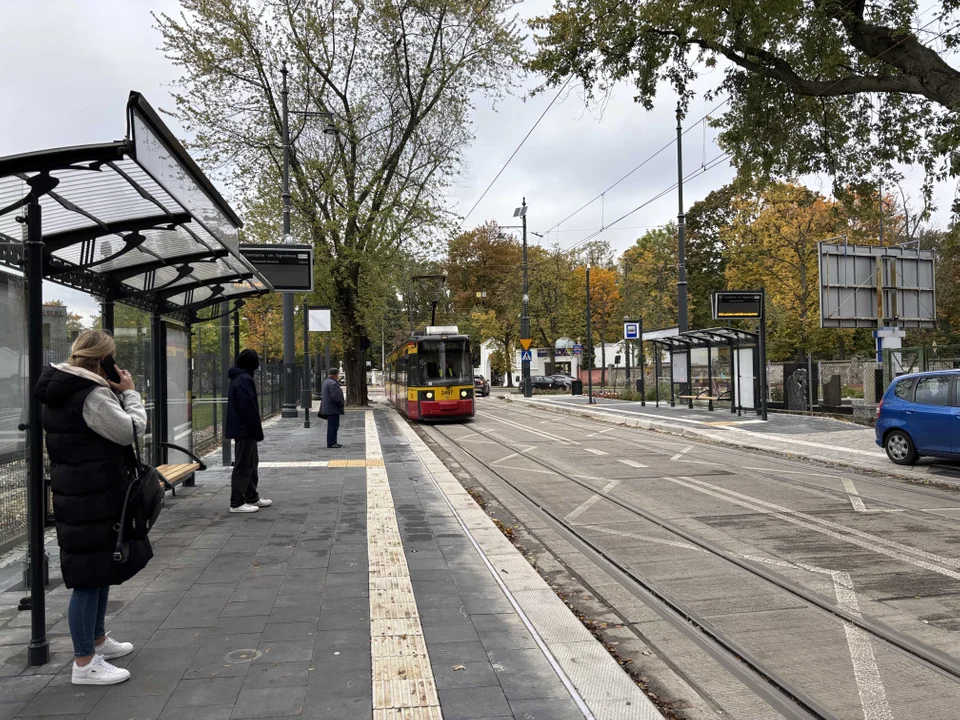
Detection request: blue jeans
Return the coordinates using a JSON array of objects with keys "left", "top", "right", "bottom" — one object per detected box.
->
[
  {"left": 327, "top": 414, "right": 340, "bottom": 447},
  {"left": 69, "top": 586, "right": 109, "bottom": 657}
]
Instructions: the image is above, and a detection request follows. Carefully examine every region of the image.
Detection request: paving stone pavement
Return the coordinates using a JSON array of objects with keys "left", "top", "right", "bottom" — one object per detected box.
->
[{"left": 0, "top": 408, "right": 611, "bottom": 720}]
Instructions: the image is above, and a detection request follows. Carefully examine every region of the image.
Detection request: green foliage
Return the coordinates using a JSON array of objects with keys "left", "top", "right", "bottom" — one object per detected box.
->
[{"left": 528, "top": 0, "right": 960, "bottom": 204}]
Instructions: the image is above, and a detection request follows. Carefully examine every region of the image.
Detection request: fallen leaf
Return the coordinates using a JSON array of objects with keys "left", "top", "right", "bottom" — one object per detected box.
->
[{"left": 452, "top": 664, "right": 466, "bottom": 671}]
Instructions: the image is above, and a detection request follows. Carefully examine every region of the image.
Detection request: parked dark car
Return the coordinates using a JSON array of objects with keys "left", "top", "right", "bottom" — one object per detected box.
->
[
  {"left": 530, "top": 375, "right": 564, "bottom": 390},
  {"left": 550, "top": 374, "right": 575, "bottom": 389},
  {"left": 474, "top": 375, "right": 490, "bottom": 397},
  {"left": 876, "top": 370, "right": 960, "bottom": 464}
]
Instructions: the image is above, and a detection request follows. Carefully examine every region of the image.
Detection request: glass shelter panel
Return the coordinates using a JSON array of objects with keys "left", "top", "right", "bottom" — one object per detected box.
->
[
  {"left": 0, "top": 271, "right": 27, "bottom": 549},
  {"left": 166, "top": 325, "right": 192, "bottom": 462},
  {"left": 114, "top": 307, "right": 154, "bottom": 463}
]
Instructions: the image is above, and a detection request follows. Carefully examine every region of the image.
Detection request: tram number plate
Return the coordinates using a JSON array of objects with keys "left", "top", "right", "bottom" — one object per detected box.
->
[{"left": 437, "top": 387, "right": 455, "bottom": 400}]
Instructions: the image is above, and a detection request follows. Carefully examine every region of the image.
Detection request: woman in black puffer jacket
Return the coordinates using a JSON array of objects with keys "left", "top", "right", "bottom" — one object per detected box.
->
[{"left": 34, "top": 330, "right": 150, "bottom": 686}]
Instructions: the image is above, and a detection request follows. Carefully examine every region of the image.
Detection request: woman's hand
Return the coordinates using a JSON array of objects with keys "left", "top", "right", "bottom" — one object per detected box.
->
[{"left": 109, "top": 368, "right": 135, "bottom": 393}]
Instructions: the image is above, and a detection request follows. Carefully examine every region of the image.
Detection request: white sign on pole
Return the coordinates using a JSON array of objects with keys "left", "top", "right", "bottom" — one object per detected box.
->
[{"left": 308, "top": 307, "right": 331, "bottom": 332}]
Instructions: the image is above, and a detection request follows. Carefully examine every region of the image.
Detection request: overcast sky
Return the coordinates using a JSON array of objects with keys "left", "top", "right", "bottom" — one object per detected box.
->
[{"left": 1, "top": 0, "right": 955, "bottom": 323}]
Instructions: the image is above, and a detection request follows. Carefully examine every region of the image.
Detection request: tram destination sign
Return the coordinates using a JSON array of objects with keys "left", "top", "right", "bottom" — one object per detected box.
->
[
  {"left": 240, "top": 244, "right": 314, "bottom": 293},
  {"left": 713, "top": 291, "right": 764, "bottom": 320}
]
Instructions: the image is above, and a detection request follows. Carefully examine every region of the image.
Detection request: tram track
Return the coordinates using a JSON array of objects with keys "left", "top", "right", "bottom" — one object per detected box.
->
[
  {"left": 420, "top": 411, "right": 960, "bottom": 720},
  {"left": 496, "top": 402, "right": 960, "bottom": 527}
]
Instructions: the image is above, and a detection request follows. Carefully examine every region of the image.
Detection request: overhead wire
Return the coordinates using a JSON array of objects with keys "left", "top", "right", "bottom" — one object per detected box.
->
[{"left": 459, "top": 76, "right": 573, "bottom": 228}]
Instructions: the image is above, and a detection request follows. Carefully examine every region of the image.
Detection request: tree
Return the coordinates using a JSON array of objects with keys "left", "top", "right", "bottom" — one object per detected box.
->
[
  {"left": 723, "top": 183, "right": 850, "bottom": 360},
  {"left": 569, "top": 265, "right": 621, "bottom": 383},
  {"left": 529, "top": 1, "right": 960, "bottom": 200},
  {"left": 156, "top": 0, "right": 522, "bottom": 405},
  {"left": 528, "top": 244, "right": 575, "bottom": 367},
  {"left": 445, "top": 223, "right": 523, "bottom": 385},
  {"left": 622, "top": 225, "right": 681, "bottom": 332},
  {"left": 686, "top": 185, "right": 736, "bottom": 329}
]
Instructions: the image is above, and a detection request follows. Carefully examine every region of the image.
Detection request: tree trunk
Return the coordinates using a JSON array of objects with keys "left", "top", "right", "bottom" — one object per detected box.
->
[
  {"left": 337, "top": 264, "right": 369, "bottom": 407},
  {"left": 504, "top": 337, "right": 514, "bottom": 387}
]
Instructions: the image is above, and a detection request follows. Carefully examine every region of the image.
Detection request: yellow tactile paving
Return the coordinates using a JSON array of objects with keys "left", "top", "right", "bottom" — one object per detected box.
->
[
  {"left": 328, "top": 458, "right": 385, "bottom": 467},
  {"left": 365, "top": 412, "right": 442, "bottom": 717}
]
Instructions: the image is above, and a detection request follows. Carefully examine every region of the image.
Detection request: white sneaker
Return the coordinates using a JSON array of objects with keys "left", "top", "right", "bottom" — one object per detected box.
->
[
  {"left": 95, "top": 633, "right": 133, "bottom": 660},
  {"left": 72, "top": 654, "right": 130, "bottom": 685},
  {"left": 229, "top": 504, "right": 259, "bottom": 513},
  {"left": 254, "top": 498, "right": 272, "bottom": 508}
]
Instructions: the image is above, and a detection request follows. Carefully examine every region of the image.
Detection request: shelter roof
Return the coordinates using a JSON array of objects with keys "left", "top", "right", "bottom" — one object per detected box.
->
[
  {"left": 647, "top": 327, "right": 757, "bottom": 349},
  {"left": 0, "top": 92, "right": 270, "bottom": 322}
]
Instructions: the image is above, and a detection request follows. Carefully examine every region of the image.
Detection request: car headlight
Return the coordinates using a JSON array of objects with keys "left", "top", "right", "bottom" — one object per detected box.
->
[
  {"left": 461, "top": 390, "right": 468, "bottom": 398},
  {"left": 425, "top": 391, "right": 434, "bottom": 400}
]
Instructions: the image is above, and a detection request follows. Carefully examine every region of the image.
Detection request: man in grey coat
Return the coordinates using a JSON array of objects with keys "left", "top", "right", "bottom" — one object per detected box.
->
[{"left": 321, "top": 368, "right": 345, "bottom": 448}]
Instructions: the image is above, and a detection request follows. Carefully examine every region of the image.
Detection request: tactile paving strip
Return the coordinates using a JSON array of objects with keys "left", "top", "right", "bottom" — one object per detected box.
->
[{"left": 365, "top": 412, "right": 442, "bottom": 717}]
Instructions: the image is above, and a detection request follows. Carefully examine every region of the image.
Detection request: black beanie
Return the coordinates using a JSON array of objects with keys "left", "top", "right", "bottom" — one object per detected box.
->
[{"left": 236, "top": 349, "right": 260, "bottom": 372}]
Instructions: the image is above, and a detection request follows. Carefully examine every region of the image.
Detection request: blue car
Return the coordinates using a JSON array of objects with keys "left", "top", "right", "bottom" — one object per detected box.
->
[{"left": 876, "top": 370, "right": 960, "bottom": 465}]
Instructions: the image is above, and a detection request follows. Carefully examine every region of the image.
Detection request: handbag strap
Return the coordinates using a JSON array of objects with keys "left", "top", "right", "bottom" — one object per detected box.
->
[{"left": 130, "top": 417, "right": 143, "bottom": 470}]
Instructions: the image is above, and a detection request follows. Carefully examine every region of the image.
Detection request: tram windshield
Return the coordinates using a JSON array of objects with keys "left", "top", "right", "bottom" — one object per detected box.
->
[{"left": 416, "top": 339, "right": 471, "bottom": 386}]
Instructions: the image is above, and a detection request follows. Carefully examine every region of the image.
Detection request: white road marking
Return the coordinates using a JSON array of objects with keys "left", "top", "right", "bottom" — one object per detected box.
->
[
  {"left": 518, "top": 445, "right": 537, "bottom": 453},
  {"left": 841, "top": 478, "right": 905, "bottom": 514},
  {"left": 586, "top": 428, "right": 617, "bottom": 437},
  {"left": 585, "top": 448, "right": 608, "bottom": 456},
  {"left": 566, "top": 480, "right": 620, "bottom": 523},
  {"left": 617, "top": 459, "right": 648, "bottom": 469},
  {"left": 669, "top": 446, "right": 692, "bottom": 461},
  {"left": 668, "top": 476, "right": 960, "bottom": 579},
  {"left": 364, "top": 412, "right": 441, "bottom": 715},
  {"left": 477, "top": 410, "right": 581, "bottom": 445},
  {"left": 259, "top": 461, "right": 328, "bottom": 468},
  {"left": 491, "top": 452, "right": 518, "bottom": 465},
  {"left": 454, "top": 434, "right": 497, "bottom": 444},
  {"left": 496, "top": 465, "right": 558, "bottom": 475},
  {"left": 743, "top": 466, "right": 840, "bottom": 479}
]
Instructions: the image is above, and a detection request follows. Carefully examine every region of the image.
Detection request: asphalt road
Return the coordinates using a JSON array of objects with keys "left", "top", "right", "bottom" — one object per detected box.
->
[{"left": 417, "top": 396, "right": 960, "bottom": 720}]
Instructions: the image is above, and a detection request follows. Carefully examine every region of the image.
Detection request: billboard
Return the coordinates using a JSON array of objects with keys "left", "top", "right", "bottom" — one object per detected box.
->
[
  {"left": 240, "top": 244, "right": 314, "bottom": 292},
  {"left": 308, "top": 307, "right": 331, "bottom": 332},
  {"left": 713, "top": 291, "right": 763, "bottom": 319},
  {"left": 819, "top": 243, "right": 935, "bottom": 329}
]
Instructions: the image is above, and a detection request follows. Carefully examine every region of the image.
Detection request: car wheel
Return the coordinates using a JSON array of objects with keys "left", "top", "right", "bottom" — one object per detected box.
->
[{"left": 885, "top": 429, "right": 918, "bottom": 465}]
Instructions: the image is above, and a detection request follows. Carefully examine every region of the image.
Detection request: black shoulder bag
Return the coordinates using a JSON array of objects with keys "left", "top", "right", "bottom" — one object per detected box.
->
[{"left": 114, "top": 419, "right": 164, "bottom": 562}]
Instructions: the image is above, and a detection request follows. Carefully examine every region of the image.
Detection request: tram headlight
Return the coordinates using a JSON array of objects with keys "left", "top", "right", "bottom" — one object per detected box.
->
[
  {"left": 460, "top": 390, "right": 468, "bottom": 398},
  {"left": 425, "top": 391, "right": 434, "bottom": 400}
]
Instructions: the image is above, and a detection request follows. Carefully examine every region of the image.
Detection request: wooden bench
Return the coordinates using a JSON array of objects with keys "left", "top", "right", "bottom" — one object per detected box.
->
[
  {"left": 157, "top": 443, "right": 207, "bottom": 496},
  {"left": 678, "top": 394, "right": 720, "bottom": 401}
]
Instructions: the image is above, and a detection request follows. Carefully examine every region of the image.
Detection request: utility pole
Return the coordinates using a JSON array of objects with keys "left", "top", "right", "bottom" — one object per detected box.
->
[
  {"left": 302, "top": 299, "right": 311, "bottom": 428},
  {"left": 280, "top": 61, "right": 298, "bottom": 418},
  {"left": 586, "top": 263, "right": 595, "bottom": 404},
  {"left": 520, "top": 199, "right": 531, "bottom": 398},
  {"left": 676, "top": 106, "right": 689, "bottom": 333}
]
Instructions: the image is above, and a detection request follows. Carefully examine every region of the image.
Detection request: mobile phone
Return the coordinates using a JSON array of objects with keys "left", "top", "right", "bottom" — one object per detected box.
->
[{"left": 100, "top": 355, "right": 122, "bottom": 384}]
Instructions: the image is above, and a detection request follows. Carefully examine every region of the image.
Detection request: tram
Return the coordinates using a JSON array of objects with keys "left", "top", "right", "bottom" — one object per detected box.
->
[{"left": 385, "top": 326, "right": 475, "bottom": 421}]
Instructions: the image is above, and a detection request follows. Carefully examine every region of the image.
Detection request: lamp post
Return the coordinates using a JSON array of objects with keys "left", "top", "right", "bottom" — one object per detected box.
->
[
  {"left": 498, "top": 199, "right": 531, "bottom": 398},
  {"left": 280, "top": 61, "right": 335, "bottom": 419},
  {"left": 676, "top": 106, "right": 689, "bottom": 333},
  {"left": 586, "top": 263, "right": 595, "bottom": 404}
]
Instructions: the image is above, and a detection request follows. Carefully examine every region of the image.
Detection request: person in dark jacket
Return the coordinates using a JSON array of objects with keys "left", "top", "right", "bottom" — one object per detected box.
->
[
  {"left": 226, "top": 349, "right": 271, "bottom": 513},
  {"left": 34, "top": 330, "right": 149, "bottom": 686},
  {"left": 321, "top": 368, "right": 345, "bottom": 448}
]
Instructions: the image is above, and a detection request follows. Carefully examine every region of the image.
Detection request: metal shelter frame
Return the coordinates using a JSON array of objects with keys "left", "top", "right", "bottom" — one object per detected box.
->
[
  {"left": 0, "top": 92, "right": 272, "bottom": 666},
  {"left": 645, "top": 327, "right": 760, "bottom": 415}
]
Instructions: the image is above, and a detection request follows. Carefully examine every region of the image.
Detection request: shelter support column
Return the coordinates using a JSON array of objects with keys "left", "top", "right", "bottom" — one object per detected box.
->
[
  {"left": 102, "top": 292, "right": 115, "bottom": 334},
  {"left": 221, "top": 301, "right": 231, "bottom": 466},
  {"left": 24, "top": 197, "right": 49, "bottom": 666}
]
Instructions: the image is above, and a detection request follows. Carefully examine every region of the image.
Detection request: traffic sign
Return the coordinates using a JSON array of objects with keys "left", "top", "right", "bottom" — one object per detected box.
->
[
  {"left": 521, "top": 350, "right": 533, "bottom": 362},
  {"left": 573, "top": 344, "right": 583, "bottom": 356},
  {"left": 623, "top": 321, "right": 640, "bottom": 340},
  {"left": 519, "top": 338, "right": 533, "bottom": 351}
]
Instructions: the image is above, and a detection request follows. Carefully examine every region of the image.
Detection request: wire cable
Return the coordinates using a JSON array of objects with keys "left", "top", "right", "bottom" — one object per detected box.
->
[{"left": 459, "top": 77, "right": 573, "bottom": 227}]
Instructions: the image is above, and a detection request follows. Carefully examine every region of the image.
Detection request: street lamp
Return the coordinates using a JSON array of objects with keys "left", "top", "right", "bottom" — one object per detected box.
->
[
  {"left": 280, "top": 61, "right": 336, "bottom": 418},
  {"left": 498, "top": 199, "right": 531, "bottom": 398}
]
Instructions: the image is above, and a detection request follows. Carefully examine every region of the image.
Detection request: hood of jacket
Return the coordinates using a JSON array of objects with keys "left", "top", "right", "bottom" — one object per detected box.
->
[
  {"left": 34, "top": 363, "right": 109, "bottom": 407},
  {"left": 229, "top": 366, "right": 254, "bottom": 380}
]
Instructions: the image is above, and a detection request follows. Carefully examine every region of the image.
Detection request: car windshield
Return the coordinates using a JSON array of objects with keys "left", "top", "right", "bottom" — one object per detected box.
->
[{"left": 416, "top": 339, "right": 471, "bottom": 386}]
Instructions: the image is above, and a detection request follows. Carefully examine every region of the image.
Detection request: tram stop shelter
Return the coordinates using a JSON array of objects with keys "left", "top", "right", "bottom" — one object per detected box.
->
[
  {"left": 644, "top": 327, "right": 765, "bottom": 416},
  {"left": 0, "top": 92, "right": 272, "bottom": 666}
]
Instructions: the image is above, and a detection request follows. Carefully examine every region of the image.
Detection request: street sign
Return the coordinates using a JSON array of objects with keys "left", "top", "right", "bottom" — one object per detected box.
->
[
  {"left": 713, "top": 291, "right": 764, "bottom": 319},
  {"left": 240, "top": 244, "right": 314, "bottom": 292},
  {"left": 623, "top": 321, "right": 640, "bottom": 340},
  {"left": 521, "top": 349, "right": 533, "bottom": 362},
  {"left": 573, "top": 344, "right": 583, "bottom": 355},
  {"left": 307, "top": 307, "right": 331, "bottom": 332},
  {"left": 519, "top": 338, "right": 533, "bottom": 351}
]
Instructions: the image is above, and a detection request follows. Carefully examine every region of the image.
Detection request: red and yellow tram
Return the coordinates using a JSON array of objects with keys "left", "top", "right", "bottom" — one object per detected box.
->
[{"left": 385, "top": 327, "right": 475, "bottom": 421}]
